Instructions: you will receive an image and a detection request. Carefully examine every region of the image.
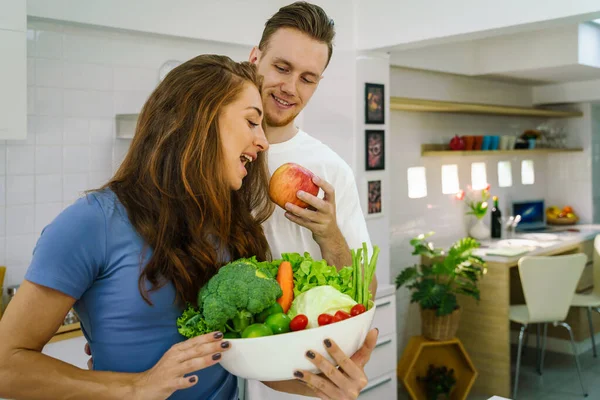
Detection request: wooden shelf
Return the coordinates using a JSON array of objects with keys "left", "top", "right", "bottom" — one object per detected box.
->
[
  {"left": 390, "top": 97, "right": 583, "bottom": 118},
  {"left": 421, "top": 144, "right": 584, "bottom": 157}
]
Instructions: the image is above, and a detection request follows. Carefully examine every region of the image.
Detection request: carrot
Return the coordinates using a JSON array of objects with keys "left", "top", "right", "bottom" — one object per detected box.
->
[{"left": 276, "top": 261, "right": 294, "bottom": 313}]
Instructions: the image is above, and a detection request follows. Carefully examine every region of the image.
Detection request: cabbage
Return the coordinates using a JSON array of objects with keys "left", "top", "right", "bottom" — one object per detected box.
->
[{"left": 287, "top": 285, "right": 357, "bottom": 328}]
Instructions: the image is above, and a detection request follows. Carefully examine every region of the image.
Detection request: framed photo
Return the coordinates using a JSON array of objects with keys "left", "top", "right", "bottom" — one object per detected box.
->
[
  {"left": 365, "top": 130, "right": 385, "bottom": 171},
  {"left": 366, "top": 179, "right": 384, "bottom": 219},
  {"left": 365, "top": 83, "right": 384, "bottom": 124}
]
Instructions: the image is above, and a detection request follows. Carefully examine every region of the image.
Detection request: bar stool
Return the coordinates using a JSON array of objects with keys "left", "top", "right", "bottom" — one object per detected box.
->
[
  {"left": 571, "top": 234, "right": 600, "bottom": 357},
  {"left": 509, "top": 253, "right": 588, "bottom": 399}
]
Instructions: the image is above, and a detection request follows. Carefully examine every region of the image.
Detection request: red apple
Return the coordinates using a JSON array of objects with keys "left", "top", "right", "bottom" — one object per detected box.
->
[{"left": 269, "top": 163, "right": 319, "bottom": 209}]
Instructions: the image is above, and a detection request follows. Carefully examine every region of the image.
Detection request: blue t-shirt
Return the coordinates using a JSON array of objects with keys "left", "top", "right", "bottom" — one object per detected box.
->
[{"left": 25, "top": 189, "right": 237, "bottom": 400}]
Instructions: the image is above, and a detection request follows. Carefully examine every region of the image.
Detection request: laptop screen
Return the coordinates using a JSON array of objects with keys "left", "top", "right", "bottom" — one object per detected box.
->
[{"left": 512, "top": 200, "right": 545, "bottom": 227}]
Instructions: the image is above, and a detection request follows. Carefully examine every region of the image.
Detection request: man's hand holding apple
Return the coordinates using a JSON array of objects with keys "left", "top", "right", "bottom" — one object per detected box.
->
[{"left": 269, "top": 163, "right": 352, "bottom": 268}]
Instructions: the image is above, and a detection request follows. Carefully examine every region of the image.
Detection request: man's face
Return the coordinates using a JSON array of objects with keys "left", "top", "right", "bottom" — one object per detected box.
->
[{"left": 252, "top": 28, "right": 329, "bottom": 127}]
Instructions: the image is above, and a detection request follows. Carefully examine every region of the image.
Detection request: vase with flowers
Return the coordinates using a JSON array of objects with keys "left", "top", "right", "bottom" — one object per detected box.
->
[{"left": 457, "top": 185, "right": 491, "bottom": 240}]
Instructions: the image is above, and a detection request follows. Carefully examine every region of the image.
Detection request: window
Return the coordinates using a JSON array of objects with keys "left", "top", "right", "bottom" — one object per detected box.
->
[
  {"left": 521, "top": 160, "right": 535, "bottom": 185},
  {"left": 407, "top": 167, "right": 427, "bottom": 199},
  {"left": 471, "top": 162, "right": 487, "bottom": 190},
  {"left": 441, "top": 164, "right": 460, "bottom": 194},
  {"left": 497, "top": 161, "right": 513, "bottom": 188}
]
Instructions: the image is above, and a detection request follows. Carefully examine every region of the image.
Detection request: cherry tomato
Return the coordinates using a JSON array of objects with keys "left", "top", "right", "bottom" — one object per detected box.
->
[
  {"left": 350, "top": 304, "right": 367, "bottom": 316},
  {"left": 334, "top": 310, "right": 351, "bottom": 322},
  {"left": 289, "top": 314, "right": 309, "bottom": 332},
  {"left": 318, "top": 313, "right": 334, "bottom": 326}
]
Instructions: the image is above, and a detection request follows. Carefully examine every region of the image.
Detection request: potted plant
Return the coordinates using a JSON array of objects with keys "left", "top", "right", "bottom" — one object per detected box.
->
[
  {"left": 456, "top": 185, "right": 491, "bottom": 240},
  {"left": 395, "top": 232, "right": 486, "bottom": 341},
  {"left": 417, "top": 364, "right": 457, "bottom": 400}
]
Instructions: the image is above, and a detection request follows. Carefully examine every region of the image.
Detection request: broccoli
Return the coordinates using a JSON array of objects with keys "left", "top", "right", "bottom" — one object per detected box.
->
[{"left": 197, "top": 259, "right": 282, "bottom": 333}]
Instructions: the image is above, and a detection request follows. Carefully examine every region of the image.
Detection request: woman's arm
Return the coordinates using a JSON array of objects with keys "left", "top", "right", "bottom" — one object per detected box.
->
[
  {"left": 0, "top": 281, "right": 227, "bottom": 400},
  {"left": 0, "top": 281, "right": 137, "bottom": 399}
]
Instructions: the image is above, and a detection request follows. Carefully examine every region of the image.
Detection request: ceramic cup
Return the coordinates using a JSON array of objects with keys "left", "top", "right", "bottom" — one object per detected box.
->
[
  {"left": 500, "top": 136, "right": 510, "bottom": 150},
  {"left": 463, "top": 136, "right": 475, "bottom": 150},
  {"left": 482, "top": 136, "right": 491, "bottom": 150},
  {"left": 490, "top": 136, "right": 500, "bottom": 150}
]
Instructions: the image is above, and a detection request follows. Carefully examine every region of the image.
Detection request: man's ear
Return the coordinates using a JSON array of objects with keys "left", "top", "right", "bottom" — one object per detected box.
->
[{"left": 249, "top": 46, "right": 261, "bottom": 64}]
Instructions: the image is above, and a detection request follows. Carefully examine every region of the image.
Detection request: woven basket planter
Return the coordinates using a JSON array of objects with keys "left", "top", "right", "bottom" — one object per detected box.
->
[{"left": 421, "top": 307, "right": 461, "bottom": 341}]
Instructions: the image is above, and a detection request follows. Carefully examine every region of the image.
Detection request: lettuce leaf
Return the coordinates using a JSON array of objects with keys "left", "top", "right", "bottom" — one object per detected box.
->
[
  {"left": 177, "top": 305, "right": 210, "bottom": 338},
  {"left": 280, "top": 252, "right": 354, "bottom": 298}
]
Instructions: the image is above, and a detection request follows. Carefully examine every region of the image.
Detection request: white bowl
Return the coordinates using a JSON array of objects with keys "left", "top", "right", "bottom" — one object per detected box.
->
[{"left": 219, "top": 304, "right": 376, "bottom": 381}]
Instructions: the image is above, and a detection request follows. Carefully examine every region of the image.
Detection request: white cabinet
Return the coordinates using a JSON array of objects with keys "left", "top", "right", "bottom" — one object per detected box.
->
[
  {"left": 359, "top": 286, "right": 398, "bottom": 399},
  {"left": 0, "top": 29, "right": 27, "bottom": 140},
  {"left": 0, "top": 0, "right": 26, "bottom": 31}
]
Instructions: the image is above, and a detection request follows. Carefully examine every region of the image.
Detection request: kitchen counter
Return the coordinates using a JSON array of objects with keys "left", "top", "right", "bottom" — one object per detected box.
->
[
  {"left": 474, "top": 224, "right": 600, "bottom": 265},
  {"left": 430, "top": 225, "right": 600, "bottom": 398}
]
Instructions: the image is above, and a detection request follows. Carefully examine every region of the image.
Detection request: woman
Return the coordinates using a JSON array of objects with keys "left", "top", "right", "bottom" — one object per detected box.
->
[{"left": 0, "top": 55, "right": 376, "bottom": 400}]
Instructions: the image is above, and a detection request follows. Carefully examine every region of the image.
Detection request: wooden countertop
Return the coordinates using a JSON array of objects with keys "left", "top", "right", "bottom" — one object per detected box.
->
[
  {"left": 472, "top": 225, "right": 600, "bottom": 266},
  {"left": 49, "top": 322, "right": 83, "bottom": 343}
]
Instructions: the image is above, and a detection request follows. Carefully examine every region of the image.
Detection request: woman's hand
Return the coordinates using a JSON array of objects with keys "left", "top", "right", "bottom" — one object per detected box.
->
[
  {"left": 131, "top": 331, "right": 230, "bottom": 400},
  {"left": 293, "top": 328, "right": 378, "bottom": 400}
]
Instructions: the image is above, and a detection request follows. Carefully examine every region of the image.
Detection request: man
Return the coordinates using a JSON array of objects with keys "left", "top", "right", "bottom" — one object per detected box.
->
[
  {"left": 85, "top": 3, "right": 377, "bottom": 398},
  {"left": 246, "top": 2, "right": 376, "bottom": 399}
]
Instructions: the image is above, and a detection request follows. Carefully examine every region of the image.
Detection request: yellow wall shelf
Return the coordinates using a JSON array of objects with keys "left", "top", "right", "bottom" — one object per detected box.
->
[
  {"left": 397, "top": 336, "right": 477, "bottom": 400},
  {"left": 390, "top": 97, "right": 583, "bottom": 118},
  {"left": 421, "top": 144, "right": 584, "bottom": 157}
]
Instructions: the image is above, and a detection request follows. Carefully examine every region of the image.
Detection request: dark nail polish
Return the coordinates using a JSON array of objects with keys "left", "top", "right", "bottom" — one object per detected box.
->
[
  {"left": 212, "top": 353, "right": 221, "bottom": 360},
  {"left": 375, "top": 327, "right": 379, "bottom": 333},
  {"left": 189, "top": 376, "right": 197, "bottom": 383},
  {"left": 294, "top": 370, "right": 304, "bottom": 378},
  {"left": 306, "top": 350, "right": 315, "bottom": 359},
  {"left": 213, "top": 332, "right": 223, "bottom": 339},
  {"left": 221, "top": 341, "right": 230, "bottom": 349},
  {"left": 324, "top": 339, "right": 332, "bottom": 348}
]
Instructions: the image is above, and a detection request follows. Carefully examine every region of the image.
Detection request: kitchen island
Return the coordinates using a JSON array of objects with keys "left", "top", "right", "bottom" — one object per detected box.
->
[{"left": 441, "top": 226, "right": 600, "bottom": 398}]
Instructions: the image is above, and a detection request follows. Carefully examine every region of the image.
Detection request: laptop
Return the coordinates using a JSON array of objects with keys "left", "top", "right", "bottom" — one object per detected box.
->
[{"left": 512, "top": 199, "right": 548, "bottom": 231}]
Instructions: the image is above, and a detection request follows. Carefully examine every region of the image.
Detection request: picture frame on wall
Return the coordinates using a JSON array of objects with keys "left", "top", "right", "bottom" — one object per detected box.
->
[
  {"left": 365, "top": 83, "right": 384, "bottom": 124},
  {"left": 366, "top": 178, "right": 384, "bottom": 219},
  {"left": 365, "top": 129, "right": 385, "bottom": 171}
]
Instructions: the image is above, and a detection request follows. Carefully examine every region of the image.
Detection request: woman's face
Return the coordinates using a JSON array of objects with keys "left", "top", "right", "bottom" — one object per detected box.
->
[{"left": 218, "top": 83, "right": 268, "bottom": 190}]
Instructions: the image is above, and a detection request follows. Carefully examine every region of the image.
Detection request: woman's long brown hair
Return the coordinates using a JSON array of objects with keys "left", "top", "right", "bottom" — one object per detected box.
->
[{"left": 101, "top": 55, "right": 273, "bottom": 305}]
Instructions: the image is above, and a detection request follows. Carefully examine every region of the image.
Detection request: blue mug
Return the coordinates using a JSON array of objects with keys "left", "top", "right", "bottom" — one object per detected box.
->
[
  {"left": 482, "top": 136, "right": 491, "bottom": 151},
  {"left": 490, "top": 135, "right": 500, "bottom": 150}
]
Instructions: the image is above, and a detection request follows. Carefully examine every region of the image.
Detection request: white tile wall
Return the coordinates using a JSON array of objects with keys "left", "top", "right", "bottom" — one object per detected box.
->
[{"left": 0, "top": 19, "right": 252, "bottom": 287}]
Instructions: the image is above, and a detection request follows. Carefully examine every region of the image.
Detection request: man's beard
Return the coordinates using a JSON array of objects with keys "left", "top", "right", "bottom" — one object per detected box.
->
[{"left": 265, "top": 110, "right": 299, "bottom": 128}]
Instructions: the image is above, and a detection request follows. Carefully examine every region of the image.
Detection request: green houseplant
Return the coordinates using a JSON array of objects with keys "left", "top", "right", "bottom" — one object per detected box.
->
[
  {"left": 417, "top": 364, "right": 457, "bottom": 400},
  {"left": 395, "top": 232, "right": 487, "bottom": 340}
]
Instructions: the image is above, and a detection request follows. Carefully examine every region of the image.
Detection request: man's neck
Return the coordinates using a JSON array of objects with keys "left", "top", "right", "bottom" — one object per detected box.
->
[{"left": 266, "top": 123, "right": 299, "bottom": 145}]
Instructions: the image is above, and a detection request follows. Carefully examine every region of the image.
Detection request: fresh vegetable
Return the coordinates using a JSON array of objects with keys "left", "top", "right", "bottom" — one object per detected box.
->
[
  {"left": 223, "top": 332, "right": 241, "bottom": 339},
  {"left": 276, "top": 261, "right": 294, "bottom": 313},
  {"left": 351, "top": 243, "right": 380, "bottom": 309},
  {"left": 177, "top": 306, "right": 210, "bottom": 338},
  {"left": 334, "top": 310, "right": 351, "bottom": 322},
  {"left": 242, "top": 323, "right": 273, "bottom": 338},
  {"left": 280, "top": 253, "right": 354, "bottom": 298},
  {"left": 318, "top": 313, "right": 334, "bottom": 326},
  {"left": 288, "top": 285, "right": 357, "bottom": 328},
  {"left": 289, "top": 314, "right": 309, "bottom": 331},
  {"left": 350, "top": 304, "right": 366, "bottom": 316},
  {"left": 194, "top": 259, "right": 282, "bottom": 334},
  {"left": 265, "top": 313, "right": 292, "bottom": 335},
  {"left": 255, "top": 302, "right": 284, "bottom": 323}
]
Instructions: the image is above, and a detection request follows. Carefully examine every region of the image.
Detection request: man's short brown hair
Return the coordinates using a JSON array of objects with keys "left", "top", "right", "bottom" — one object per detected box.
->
[{"left": 259, "top": 1, "right": 335, "bottom": 67}]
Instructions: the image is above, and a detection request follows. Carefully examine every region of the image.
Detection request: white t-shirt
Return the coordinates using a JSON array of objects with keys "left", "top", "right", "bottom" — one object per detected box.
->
[{"left": 246, "top": 130, "right": 372, "bottom": 400}]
